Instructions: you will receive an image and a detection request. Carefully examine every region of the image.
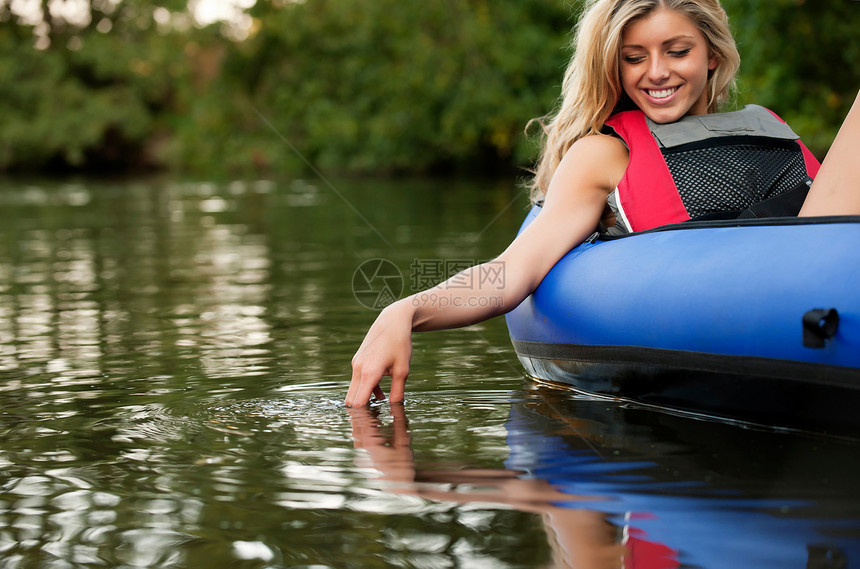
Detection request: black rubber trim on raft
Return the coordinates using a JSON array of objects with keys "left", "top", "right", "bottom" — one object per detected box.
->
[
  {"left": 599, "top": 214, "right": 860, "bottom": 241},
  {"left": 619, "top": 215, "right": 860, "bottom": 237},
  {"left": 510, "top": 340, "right": 860, "bottom": 388}
]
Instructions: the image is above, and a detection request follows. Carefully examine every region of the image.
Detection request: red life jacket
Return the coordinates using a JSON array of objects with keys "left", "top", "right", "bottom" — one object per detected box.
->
[{"left": 603, "top": 106, "right": 821, "bottom": 232}]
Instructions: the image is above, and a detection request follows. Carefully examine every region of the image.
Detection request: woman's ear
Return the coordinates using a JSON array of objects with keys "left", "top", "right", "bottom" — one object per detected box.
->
[{"left": 707, "top": 54, "right": 718, "bottom": 78}]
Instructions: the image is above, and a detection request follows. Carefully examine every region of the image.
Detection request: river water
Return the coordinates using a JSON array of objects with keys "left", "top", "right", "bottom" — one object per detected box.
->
[{"left": 1, "top": 177, "right": 859, "bottom": 568}]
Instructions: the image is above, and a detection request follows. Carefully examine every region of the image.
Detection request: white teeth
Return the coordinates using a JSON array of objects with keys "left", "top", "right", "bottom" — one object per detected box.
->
[{"left": 647, "top": 87, "right": 678, "bottom": 99}]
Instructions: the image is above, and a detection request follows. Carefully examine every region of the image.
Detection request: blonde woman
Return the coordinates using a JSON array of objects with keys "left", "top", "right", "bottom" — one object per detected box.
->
[{"left": 346, "top": 0, "right": 860, "bottom": 407}]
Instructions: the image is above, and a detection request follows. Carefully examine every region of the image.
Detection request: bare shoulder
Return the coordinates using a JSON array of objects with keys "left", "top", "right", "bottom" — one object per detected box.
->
[
  {"left": 562, "top": 133, "right": 628, "bottom": 172},
  {"left": 550, "top": 134, "right": 629, "bottom": 195},
  {"left": 569, "top": 132, "right": 628, "bottom": 155}
]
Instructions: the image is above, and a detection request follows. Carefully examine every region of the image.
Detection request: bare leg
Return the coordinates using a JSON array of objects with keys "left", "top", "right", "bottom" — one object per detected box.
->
[{"left": 799, "top": 91, "right": 860, "bottom": 217}]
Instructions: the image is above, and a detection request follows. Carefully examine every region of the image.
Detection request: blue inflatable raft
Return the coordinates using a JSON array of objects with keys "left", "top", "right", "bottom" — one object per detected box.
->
[{"left": 504, "top": 204, "right": 860, "bottom": 433}]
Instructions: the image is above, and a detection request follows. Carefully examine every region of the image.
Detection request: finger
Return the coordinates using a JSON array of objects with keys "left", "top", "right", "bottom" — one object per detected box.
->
[
  {"left": 345, "top": 362, "right": 363, "bottom": 407},
  {"left": 350, "top": 368, "right": 384, "bottom": 407},
  {"left": 387, "top": 367, "right": 409, "bottom": 404},
  {"left": 372, "top": 385, "right": 386, "bottom": 401},
  {"left": 346, "top": 362, "right": 377, "bottom": 407}
]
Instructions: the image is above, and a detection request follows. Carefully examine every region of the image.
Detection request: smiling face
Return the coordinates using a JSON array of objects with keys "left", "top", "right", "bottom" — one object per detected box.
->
[{"left": 620, "top": 7, "right": 718, "bottom": 124}]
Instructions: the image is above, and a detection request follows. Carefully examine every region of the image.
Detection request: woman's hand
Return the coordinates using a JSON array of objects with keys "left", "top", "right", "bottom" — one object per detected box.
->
[
  {"left": 344, "top": 135, "right": 627, "bottom": 407},
  {"left": 345, "top": 299, "right": 415, "bottom": 407}
]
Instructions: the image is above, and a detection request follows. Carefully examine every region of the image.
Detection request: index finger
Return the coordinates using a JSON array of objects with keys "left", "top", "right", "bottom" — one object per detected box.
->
[{"left": 345, "top": 365, "right": 384, "bottom": 407}]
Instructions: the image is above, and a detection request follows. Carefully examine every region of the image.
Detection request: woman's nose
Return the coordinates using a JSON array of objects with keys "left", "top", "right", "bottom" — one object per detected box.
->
[{"left": 648, "top": 56, "right": 670, "bottom": 82}]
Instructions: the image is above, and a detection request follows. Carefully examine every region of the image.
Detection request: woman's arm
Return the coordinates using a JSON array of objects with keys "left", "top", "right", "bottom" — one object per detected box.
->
[
  {"left": 345, "top": 134, "right": 628, "bottom": 407},
  {"left": 799, "top": 90, "right": 860, "bottom": 216}
]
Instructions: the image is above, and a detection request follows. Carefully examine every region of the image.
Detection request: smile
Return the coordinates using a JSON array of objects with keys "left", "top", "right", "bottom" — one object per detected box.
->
[{"left": 646, "top": 87, "right": 680, "bottom": 99}]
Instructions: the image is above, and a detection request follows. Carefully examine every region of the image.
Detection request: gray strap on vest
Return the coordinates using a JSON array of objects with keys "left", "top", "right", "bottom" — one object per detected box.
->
[{"left": 647, "top": 105, "right": 800, "bottom": 149}]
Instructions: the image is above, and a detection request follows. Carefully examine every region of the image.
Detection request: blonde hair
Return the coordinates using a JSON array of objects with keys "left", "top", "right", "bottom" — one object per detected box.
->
[{"left": 529, "top": 0, "right": 740, "bottom": 199}]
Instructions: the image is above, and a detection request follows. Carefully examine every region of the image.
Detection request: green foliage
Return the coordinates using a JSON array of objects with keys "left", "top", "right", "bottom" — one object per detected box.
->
[
  {"left": 0, "top": 30, "right": 140, "bottom": 169},
  {"left": 722, "top": 0, "right": 860, "bottom": 156},
  {"left": 0, "top": 1, "right": 186, "bottom": 171},
  {"left": 0, "top": 0, "right": 856, "bottom": 174},
  {"left": 197, "top": 0, "right": 572, "bottom": 175}
]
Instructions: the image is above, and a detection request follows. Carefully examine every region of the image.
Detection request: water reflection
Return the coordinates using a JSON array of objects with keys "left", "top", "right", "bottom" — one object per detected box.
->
[
  {"left": 349, "top": 404, "right": 630, "bottom": 569},
  {"left": 348, "top": 388, "right": 860, "bottom": 568},
  {"left": 6, "top": 177, "right": 857, "bottom": 568},
  {"left": 0, "top": 179, "right": 360, "bottom": 397}
]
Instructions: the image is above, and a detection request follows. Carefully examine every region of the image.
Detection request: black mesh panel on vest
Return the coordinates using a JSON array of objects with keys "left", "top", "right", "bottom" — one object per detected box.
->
[{"left": 662, "top": 139, "right": 809, "bottom": 219}]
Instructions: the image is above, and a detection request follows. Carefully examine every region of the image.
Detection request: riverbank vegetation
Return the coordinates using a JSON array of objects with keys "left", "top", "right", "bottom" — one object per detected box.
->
[{"left": 1, "top": 0, "right": 857, "bottom": 177}]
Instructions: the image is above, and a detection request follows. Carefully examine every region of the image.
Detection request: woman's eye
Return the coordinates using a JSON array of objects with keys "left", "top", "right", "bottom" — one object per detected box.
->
[
  {"left": 669, "top": 48, "right": 691, "bottom": 57},
  {"left": 624, "top": 56, "right": 644, "bottom": 64}
]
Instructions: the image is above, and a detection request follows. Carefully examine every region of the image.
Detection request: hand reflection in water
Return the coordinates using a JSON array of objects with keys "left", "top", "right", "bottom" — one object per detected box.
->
[{"left": 348, "top": 405, "right": 630, "bottom": 569}]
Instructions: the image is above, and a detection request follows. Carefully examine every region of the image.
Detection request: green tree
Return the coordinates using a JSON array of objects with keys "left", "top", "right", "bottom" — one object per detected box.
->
[
  {"left": 0, "top": 0, "right": 856, "bottom": 175},
  {"left": 723, "top": 0, "right": 860, "bottom": 156},
  {"left": 211, "top": 0, "right": 573, "bottom": 175},
  {"left": 0, "top": 0, "right": 190, "bottom": 171}
]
